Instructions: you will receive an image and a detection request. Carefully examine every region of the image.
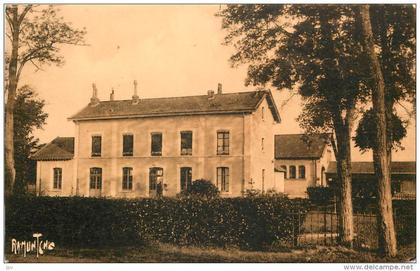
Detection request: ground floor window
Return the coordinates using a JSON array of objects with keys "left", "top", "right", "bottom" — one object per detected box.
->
[
  {"left": 298, "top": 165, "right": 306, "bottom": 179},
  {"left": 90, "top": 167, "right": 102, "bottom": 189},
  {"left": 180, "top": 167, "right": 192, "bottom": 192},
  {"left": 53, "top": 168, "right": 62, "bottom": 189},
  {"left": 289, "top": 165, "right": 296, "bottom": 179},
  {"left": 217, "top": 167, "right": 229, "bottom": 192},
  {"left": 149, "top": 167, "right": 164, "bottom": 196},
  {"left": 122, "top": 167, "right": 133, "bottom": 190}
]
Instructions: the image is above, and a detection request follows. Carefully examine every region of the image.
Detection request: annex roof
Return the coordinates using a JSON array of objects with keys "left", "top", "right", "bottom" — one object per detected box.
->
[
  {"left": 275, "top": 133, "right": 330, "bottom": 160},
  {"left": 31, "top": 137, "right": 74, "bottom": 161},
  {"left": 326, "top": 161, "right": 416, "bottom": 175}
]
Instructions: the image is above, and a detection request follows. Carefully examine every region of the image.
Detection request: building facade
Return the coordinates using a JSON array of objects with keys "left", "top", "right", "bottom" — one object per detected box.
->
[
  {"left": 32, "top": 84, "right": 281, "bottom": 198},
  {"left": 274, "top": 134, "right": 333, "bottom": 198}
]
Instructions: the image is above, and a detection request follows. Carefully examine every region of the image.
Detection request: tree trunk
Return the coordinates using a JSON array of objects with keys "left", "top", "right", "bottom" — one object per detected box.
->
[
  {"left": 334, "top": 114, "right": 354, "bottom": 247},
  {"left": 5, "top": 5, "right": 19, "bottom": 197},
  {"left": 360, "top": 4, "right": 397, "bottom": 257}
]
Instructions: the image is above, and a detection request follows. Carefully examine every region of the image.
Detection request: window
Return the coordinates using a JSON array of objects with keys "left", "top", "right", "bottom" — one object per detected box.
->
[
  {"left": 217, "top": 167, "right": 229, "bottom": 192},
  {"left": 151, "top": 133, "right": 162, "bottom": 156},
  {"left": 122, "top": 167, "right": 133, "bottom": 190},
  {"left": 149, "top": 167, "right": 163, "bottom": 194},
  {"left": 180, "top": 131, "right": 193, "bottom": 155},
  {"left": 261, "top": 138, "right": 264, "bottom": 151},
  {"left": 217, "top": 131, "right": 229, "bottom": 155},
  {"left": 289, "top": 166, "right": 296, "bottom": 179},
  {"left": 91, "top": 135, "right": 102, "bottom": 157},
  {"left": 90, "top": 168, "right": 102, "bottom": 189},
  {"left": 262, "top": 106, "right": 265, "bottom": 120},
  {"left": 321, "top": 166, "right": 325, "bottom": 186},
  {"left": 298, "top": 165, "right": 306, "bottom": 179},
  {"left": 53, "top": 168, "right": 62, "bottom": 189},
  {"left": 180, "top": 167, "right": 192, "bottom": 192},
  {"left": 122, "top": 134, "right": 133, "bottom": 156}
]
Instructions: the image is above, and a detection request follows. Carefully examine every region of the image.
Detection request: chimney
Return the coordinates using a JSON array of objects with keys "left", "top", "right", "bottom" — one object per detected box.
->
[
  {"left": 217, "top": 83, "right": 222, "bottom": 94},
  {"left": 207, "top": 89, "right": 215, "bottom": 99},
  {"left": 110, "top": 88, "right": 115, "bottom": 101},
  {"left": 90, "top": 83, "right": 100, "bottom": 106},
  {"left": 132, "top": 80, "right": 139, "bottom": 104}
]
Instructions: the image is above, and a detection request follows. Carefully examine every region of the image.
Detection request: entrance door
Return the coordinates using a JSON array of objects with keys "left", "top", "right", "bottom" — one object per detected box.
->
[
  {"left": 149, "top": 167, "right": 163, "bottom": 197},
  {"left": 89, "top": 167, "right": 102, "bottom": 197},
  {"left": 180, "top": 167, "right": 192, "bottom": 192}
]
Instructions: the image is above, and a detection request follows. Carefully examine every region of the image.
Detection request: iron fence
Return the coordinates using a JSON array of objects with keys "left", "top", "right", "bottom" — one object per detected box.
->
[{"left": 289, "top": 204, "right": 415, "bottom": 249}]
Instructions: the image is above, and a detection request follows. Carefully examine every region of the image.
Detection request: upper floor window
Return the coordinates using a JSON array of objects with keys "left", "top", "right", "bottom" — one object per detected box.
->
[
  {"left": 180, "top": 131, "right": 193, "bottom": 155},
  {"left": 262, "top": 106, "right": 265, "bottom": 120},
  {"left": 217, "top": 167, "right": 229, "bottom": 192},
  {"left": 122, "top": 167, "right": 133, "bottom": 190},
  {"left": 217, "top": 130, "right": 229, "bottom": 155},
  {"left": 90, "top": 167, "right": 102, "bottom": 190},
  {"left": 298, "top": 165, "right": 306, "bottom": 179},
  {"left": 91, "top": 135, "right": 102, "bottom": 157},
  {"left": 289, "top": 165, "right": 296, "bottom": 179},
  {"left": 123, "top": 134, "right": 134, "bottom": 156},
  {"left": 53, "top": 168, "right": 62, "bottom": 189},
  {"left": 151, "top": 133, "right": 162, "bottom": 156}
]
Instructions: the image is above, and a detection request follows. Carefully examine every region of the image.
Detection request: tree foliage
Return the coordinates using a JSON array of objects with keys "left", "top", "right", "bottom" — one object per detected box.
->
[
  {"left": 13, "top": 86, "right": 48, "bottom": 194},
  {"left": 5, "top": 5, "right": 87, "bottom": 81},
  {"left": 5, "top": 4, "right": 86, "bottom": 195},
  {"left": 354, "top": 109, "right": 407, "bottom": 152},
  {"left": 355, "top": 5, "right": 415, "bottom": 152}
]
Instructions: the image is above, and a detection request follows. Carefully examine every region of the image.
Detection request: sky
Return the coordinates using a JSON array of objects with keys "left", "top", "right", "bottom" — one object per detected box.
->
[{"left": 17, "top": 4, "right": 415, "bottom": 162}]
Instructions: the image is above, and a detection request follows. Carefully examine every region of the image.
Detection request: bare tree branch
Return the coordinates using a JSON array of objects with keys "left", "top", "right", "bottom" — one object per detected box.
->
[
  {"left": 18, "top": 5, "right": 32, "bottom": 26},
  {"left": 29, "top": 59, "right": 43, "bottom": 72}
]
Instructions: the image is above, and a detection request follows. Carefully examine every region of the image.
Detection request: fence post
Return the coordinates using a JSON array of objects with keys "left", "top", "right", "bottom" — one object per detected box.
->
[{"left": 324, "top": 204, "right": 327, "bottom": 245}]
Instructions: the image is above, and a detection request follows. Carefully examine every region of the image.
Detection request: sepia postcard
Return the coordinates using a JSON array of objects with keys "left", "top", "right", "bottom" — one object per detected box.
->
[{"left": 2, "top": 2, "right": 417, "bottom": 270}]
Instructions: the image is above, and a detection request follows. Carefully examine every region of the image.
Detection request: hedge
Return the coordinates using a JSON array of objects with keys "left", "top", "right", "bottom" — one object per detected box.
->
[{"left": 5, "top": 196, "right": 310, "bottom": 250}]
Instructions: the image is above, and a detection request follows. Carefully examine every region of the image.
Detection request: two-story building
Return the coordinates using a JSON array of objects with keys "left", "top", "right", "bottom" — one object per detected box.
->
[
  {"left": 274, "top": 133, "right": 333, "bottom": 198},
  {"left": 31, "top": 83, "right": 281, "bottom": 198}
]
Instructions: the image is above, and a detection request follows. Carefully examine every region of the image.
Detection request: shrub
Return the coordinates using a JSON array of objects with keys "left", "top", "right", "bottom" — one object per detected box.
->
[
  {"left": 180, "top": 179, "right": 220, "bottom": 199},
  {"left": 5, "top": 195, "right": 310, "bottom": 250},
  {"left": 306, "top": 186, "right": 334, "bottom": 204}
]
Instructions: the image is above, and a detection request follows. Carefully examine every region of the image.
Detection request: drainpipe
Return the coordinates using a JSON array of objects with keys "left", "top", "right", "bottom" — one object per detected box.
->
[{"left": 242, "top": 113, "right": 246, "bottom": 195}]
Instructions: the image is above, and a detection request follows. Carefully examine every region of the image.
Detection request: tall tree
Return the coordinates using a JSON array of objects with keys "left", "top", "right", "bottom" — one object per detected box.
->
[
  {"left": 5, "top": 5, "right": 86, "bottom": 196},
  {"left": 13, "top": 86, "right": 48, "bottom": 194},
  {"left": 355, "top": 5, "right": 414, "bottom": 256},
  {"left": 218, "top": 4, "right": 372, "bottom": 246},
  {"left": 358, "top": 4, "right": 414, "bottom": 257}
]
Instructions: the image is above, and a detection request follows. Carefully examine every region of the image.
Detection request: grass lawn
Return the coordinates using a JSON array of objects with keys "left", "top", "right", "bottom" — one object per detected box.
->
[{"left": 5, "top": 243, "right": 415, "bottom": 263}]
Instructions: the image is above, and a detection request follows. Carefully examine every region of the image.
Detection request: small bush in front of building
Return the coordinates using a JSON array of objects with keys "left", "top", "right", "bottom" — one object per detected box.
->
[
  {"left": 306, "top": 186, "right": 334, "bottom": 204},
  {"left": 180, "top": 179, "right": 220, "bottom": 199}
]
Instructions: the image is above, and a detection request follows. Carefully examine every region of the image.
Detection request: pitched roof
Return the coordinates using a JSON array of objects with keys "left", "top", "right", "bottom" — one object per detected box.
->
[
  {"left": 326, "top": 161, "right": 416, "bottom": 175},
  {"left": 69, "top": 90, "right": 281, "bottom": 122},
  {"left": 275, "top": 133, "right": 330, "bottom": 159},
  {"left": 31, "top": 137, "right": 74, "bottom": 161}
]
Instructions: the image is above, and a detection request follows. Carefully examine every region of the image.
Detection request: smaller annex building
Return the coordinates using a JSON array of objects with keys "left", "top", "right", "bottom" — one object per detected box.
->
[
  {"left": 274, "top": 133, "right": 334, "bottom": 198},
  {"left": 326, "top": 161, "right": 416, "bottom": 200}
]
